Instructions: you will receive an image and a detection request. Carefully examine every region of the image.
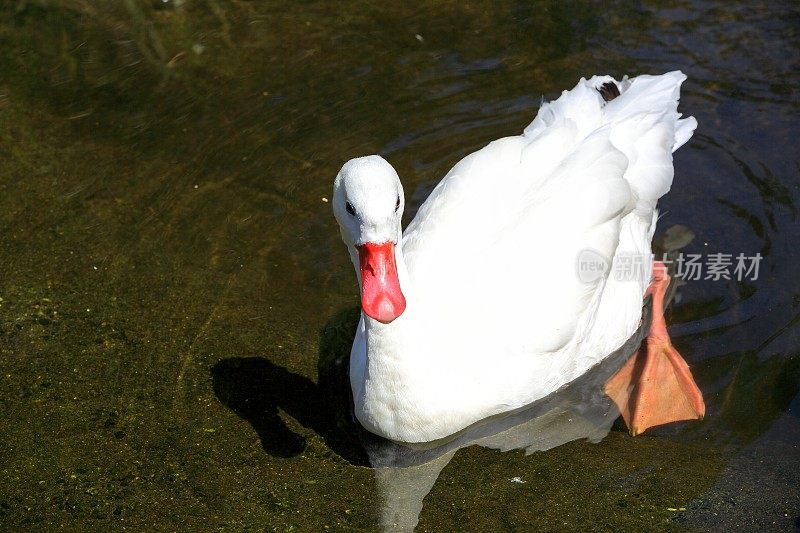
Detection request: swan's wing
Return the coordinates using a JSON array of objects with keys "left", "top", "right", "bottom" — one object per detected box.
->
[
  {"left": 402, "top": 129, "right": 630, "bottom": 355},
  {"left": 402, "top": 71, "right": 695, "bottom": 359}
]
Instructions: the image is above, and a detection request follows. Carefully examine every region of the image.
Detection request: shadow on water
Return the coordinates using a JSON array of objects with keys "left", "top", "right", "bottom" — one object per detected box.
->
[
  {"left": 212, "top": 297, "right": 657, "bottom": 530},
  {"left": 212, "top": 357, "right": 315, "bottom": 458},
  {"left": 211, "top": 308, "right": 369, "bottom": 465}
]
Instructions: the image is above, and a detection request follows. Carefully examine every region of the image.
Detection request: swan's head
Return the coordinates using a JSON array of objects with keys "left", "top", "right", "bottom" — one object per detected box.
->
[{"left": 333, "top": 155, "right": 406, "bottom": 324}]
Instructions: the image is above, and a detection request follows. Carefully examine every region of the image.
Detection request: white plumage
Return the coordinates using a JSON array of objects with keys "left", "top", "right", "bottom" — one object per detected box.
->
[{"left": 333, "top": 71, "right": 697, "bottom": 443}]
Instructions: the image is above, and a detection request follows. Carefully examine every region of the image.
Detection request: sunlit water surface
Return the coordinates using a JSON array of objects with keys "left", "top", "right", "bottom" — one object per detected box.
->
[{"left": 1, "top": 1, "right": 798, "bottom": 531}]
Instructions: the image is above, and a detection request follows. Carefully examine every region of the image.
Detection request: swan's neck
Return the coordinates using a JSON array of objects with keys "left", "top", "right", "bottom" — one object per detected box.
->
[
  {"left": 360, "top": 240, "right": 424, "bottom": 362},
  {"left": 351, "top": 239, "right": 450, "bottom": 440}
]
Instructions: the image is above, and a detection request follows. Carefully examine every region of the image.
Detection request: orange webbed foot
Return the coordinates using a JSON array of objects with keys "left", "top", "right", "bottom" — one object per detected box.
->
[{"left": 604, "top": 262, "right": 705, "bottom": 436}]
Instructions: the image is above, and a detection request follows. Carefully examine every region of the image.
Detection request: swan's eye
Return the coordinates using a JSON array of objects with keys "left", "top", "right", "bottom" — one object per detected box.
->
[
  {"left": 345, "top": 201, "right": 356, "bottom": 216},
  {"left": 395, "top": 196, "right": 400, "bottom": 212}
]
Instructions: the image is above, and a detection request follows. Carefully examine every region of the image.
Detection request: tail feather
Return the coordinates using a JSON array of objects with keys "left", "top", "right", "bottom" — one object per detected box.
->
[
  {"left": 524, "top": 71, "right": 696, "bottom": 158},
  {"left": 673, "top": 115, "right": 698, "bottom": 153}
]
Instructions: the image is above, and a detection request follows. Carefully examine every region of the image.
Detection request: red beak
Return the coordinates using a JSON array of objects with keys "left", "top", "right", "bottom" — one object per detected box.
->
[{"left": 357, "top": 242, "right": 406, "bottom": 324}]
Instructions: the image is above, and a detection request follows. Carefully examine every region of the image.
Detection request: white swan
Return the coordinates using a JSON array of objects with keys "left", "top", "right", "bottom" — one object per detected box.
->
[{"left": 333, "top": 71, "right": 704, "bottom": 443}]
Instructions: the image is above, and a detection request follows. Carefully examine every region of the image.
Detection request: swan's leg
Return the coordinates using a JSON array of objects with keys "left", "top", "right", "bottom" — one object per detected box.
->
[{"left": 604, "top": 262, "right": 705, "bottom": 436}]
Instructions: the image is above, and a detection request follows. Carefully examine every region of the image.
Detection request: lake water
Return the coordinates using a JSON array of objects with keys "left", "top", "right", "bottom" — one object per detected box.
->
[{"left": 1, "top": 1, "right": 798, "bottom": 530}]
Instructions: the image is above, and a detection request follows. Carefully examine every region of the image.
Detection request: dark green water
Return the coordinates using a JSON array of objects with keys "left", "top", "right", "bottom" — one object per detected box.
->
[{"left": 1, "top": 1, "right": 798, "bottom": 530}]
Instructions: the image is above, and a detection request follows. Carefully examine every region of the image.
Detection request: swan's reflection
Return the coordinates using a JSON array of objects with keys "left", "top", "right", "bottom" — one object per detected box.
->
[{"left": 362, "top": 299, "right": 653, "bottom": 531}]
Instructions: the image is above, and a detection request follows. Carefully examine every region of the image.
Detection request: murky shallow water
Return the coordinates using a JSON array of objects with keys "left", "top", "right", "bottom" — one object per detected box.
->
[{"left": 1, "top": 1, "right": 798, "bottom": 530}]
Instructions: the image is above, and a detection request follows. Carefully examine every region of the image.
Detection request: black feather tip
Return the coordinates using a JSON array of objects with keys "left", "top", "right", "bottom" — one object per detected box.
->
[{"left": 598, "top": 81, "right": 620, "bottom": 102}]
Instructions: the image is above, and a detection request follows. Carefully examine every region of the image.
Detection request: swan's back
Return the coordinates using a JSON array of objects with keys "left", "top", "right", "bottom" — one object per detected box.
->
[{"left": 401, "top": 71, "right": 696, "bottom": 363}]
